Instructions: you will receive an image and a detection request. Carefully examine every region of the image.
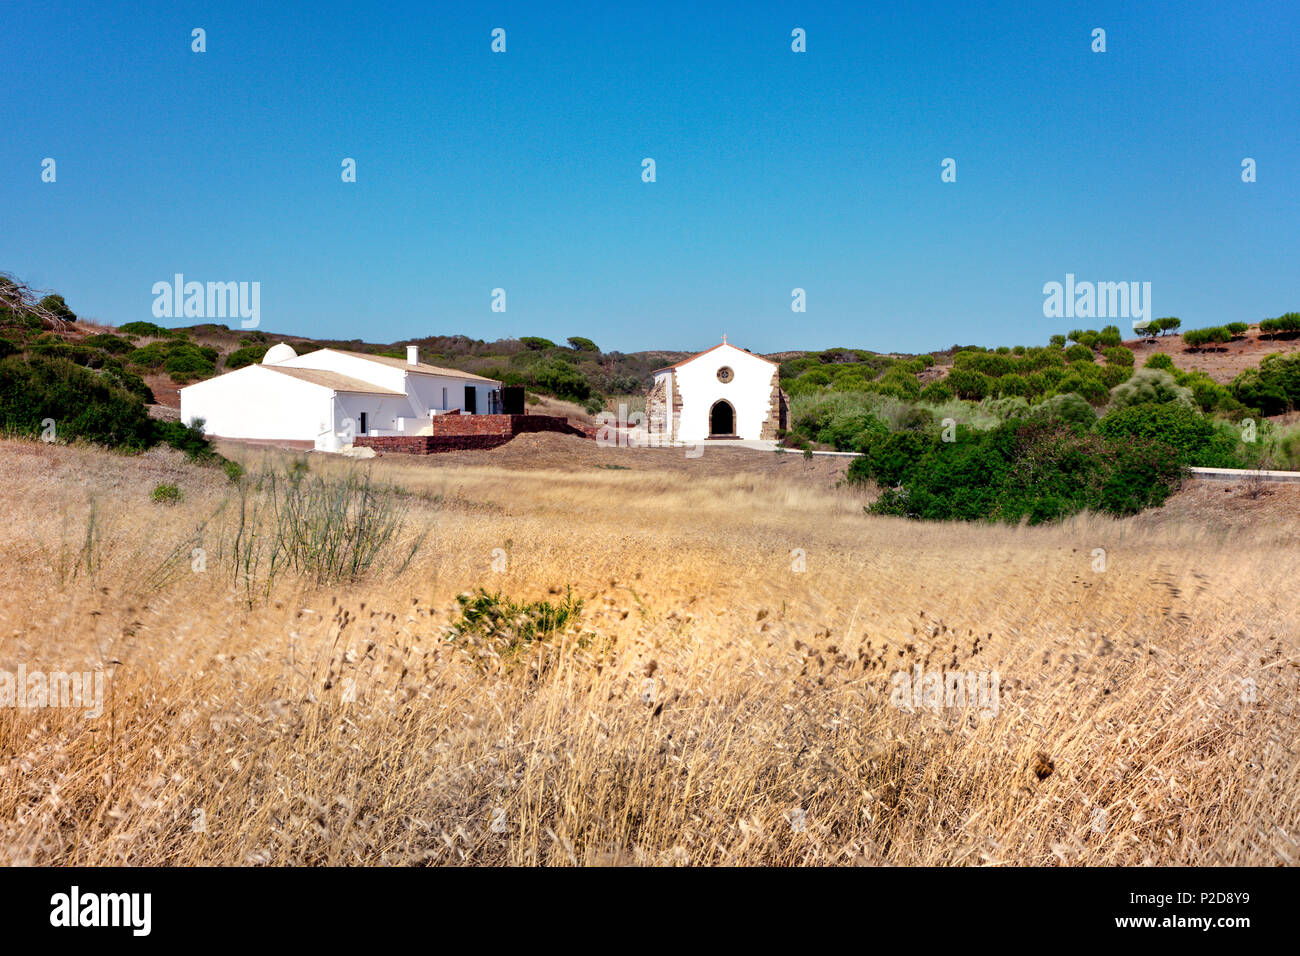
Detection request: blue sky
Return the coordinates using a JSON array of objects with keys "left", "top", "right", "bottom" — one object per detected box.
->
[{"left": 3, "top": 0, "right": 1297, "bottom": 355}]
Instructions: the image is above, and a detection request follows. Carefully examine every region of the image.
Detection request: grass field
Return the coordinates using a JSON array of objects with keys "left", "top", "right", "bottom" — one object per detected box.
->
[{"left": 1, "top": 435, "right": 1297, "bottom": 865}]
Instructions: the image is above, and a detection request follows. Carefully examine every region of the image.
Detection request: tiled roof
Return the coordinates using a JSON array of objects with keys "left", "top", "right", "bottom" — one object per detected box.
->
[
  {"left": 653, "top": 342, "right": 778, "bottom": 374},
  {"left": 326, "top": 349, "right": 501, "bottom": 384},
  {"left": 263, "top": 366, "right": 406, "bottom": 395}
]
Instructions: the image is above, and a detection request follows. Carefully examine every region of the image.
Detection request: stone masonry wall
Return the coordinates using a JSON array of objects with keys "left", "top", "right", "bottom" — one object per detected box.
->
[
  {"left": 355, "top": 414, "right": 593, "bottom": 454},
  {"left": 759, "top": 369, "right": 790, "bottom": 440}
]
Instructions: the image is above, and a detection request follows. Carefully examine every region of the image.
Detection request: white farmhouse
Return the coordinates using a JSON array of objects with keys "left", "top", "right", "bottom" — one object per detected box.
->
[
  {"left": 646, "top": 340, "right": 788, "bottom": 443},
  {"left": 180, "top": 344, "right": 501, "bottom": 451}
]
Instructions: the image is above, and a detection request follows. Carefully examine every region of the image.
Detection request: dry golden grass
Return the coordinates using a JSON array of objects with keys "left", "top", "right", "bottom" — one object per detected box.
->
[{"left": 0, "top": 436, "right": 1297, "bottom": 865}]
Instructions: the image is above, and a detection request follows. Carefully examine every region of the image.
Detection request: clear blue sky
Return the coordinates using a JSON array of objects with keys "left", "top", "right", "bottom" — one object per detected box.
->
[{"left": 3, "top": 0, "right": 1297, "bottom": 354}]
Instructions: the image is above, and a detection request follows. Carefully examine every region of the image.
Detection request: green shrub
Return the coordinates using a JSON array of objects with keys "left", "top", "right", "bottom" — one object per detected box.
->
[
  {"left": 100, "top": 362, "right": 155, "bottom": 403},
  {"left": 0, "top": 354, "right": 156, "bottom": 450},
  {"left": 877, "top": 368, "right": 921, "bottom": 399},
  {"left": 1259, "top": 313, "right": 1300, "bottom": 336},
  {"left": 1226, "top": 322, "right": 1249, "bottom": 336},
  {"left": 946, "top": 368, "right": 991, "bottom": 400},
  {"left": 1099, "top": 365, "right": 1132, "bottom": 389},
  {"left": 1049, "top": 335, "right": 1067, "bottom": 348},
  {"left": 1103, "top": 346, "right": 1134, "bottom": 367},
  {"left": 1230, "top": 352, "right": 1300, "bottom": 415},
  {"left": 1183, "top": 326, "right": 1231, "bottom": 348},
  {"left": 1107, "top": 367, "right": 1194, "bottom": 412},
  {"left": 118, "top": 321, "right": 172, "bottom": 337},
  {"left": 1032, "top": 392, "right": 1097, "bottom": 427},
  {"left": 1064, "top": 344, "right": 1095, "bottom": 363},
  {"left": 1143, "top": 352, "right": 1175, "bottom": 372},
  {"left": 850, "top": 418, "right": 1182, "bottom": 523},
  {"left": 224, "top": 344, "right": 268, "bottom": 369},
  {"left": 1056, "top": 370, "right": 1108, "bottom": 405},
  {"left": 162, "top": 344, "right": 217, "bottom": 382},
  {"left": 993, "top": 373, "right": 1031, "bottom": 397},
  {"left": 850, "top": 429, "right": 934, "bottom": 487},
  {"left": 151, "top": 482, "right": 184, "bottom": 505},
  {"left": 1096, "top": 402, "right": 1242, "bottom": 467},
  {"left": 528, "top": 357, "right": 593, "bottom": 402},
  {"left": 154, "top": 418, "right": 219, "bottom": 462},
  {"left": 1179, "top": 371, "right": 1242, "bottom": 414},
  {"left": 919, "top": 380, "right": 954, "bottom": 403},
  {"left": 449, "top": 587, "right": 585, "bottom": 662},
  {"left": 954, "top": 351, "right": 1013, "bottom": 378},
  {"left": 82, "top": 333, "right": 135, "bottom": 354},
  {"left": 818, "top": 409, "right": 889, "bottom": 451}
]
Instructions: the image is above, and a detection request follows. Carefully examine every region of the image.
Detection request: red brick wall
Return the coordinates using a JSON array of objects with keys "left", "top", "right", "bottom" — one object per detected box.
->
[{"left": 355, "top": 415, "right": 592, "bottom": 454}]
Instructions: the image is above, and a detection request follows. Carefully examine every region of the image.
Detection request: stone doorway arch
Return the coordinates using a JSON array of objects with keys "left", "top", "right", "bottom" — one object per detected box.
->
[{"left": 709, "top": 400, "right": 736, "bottom": 437}]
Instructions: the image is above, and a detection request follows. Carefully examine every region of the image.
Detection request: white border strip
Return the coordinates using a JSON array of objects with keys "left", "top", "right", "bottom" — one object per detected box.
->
[{"left": 1189, "top": 466, "right": 1300, "bottom": 484}]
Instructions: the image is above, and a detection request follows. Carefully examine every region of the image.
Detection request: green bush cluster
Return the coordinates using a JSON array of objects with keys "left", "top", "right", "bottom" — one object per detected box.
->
[
  {"left": 1132, "top": 354, "right": 1241, "bottom": 414},
  {"left": 1135, "top": 317, "right": 1182, "bottom": 339},
  {"left": 1066, "top": 325, "right": 1122, "bottom": 349},
  {"left": 82, "top": 333, "right": 135, "bottom": 354},
  {"left": 0, "top": 353, "right": 227, "bottom": 465},
  {"left": 0, "top": 354, "right": 156, "bottom": 449},
  {"left": 129, "top": 340, "right": 218, "bottom": 382},
  {"left": 151, "top": 482, "right": 184, "bottom": 504},
  {"left": 1182, "top": 326, "right": 1233, "bottom": 348},
  {"left": 224, "top": 344, "right": 268, "bottom": 369},
  {"left": 1259, "top": 313, "right": 1300, "bottom": 336},
  {"left": 1107, "top": 368, "right": 1194, "bottom": 412},
  {"left": 118, "top": 321, "right": 185, "bottom": 338},
  {"left": 1096, "top": 402, "right": 1241, "bottom": 468},
  {"left": 848, "top": 418, "right": 1184, "bottom": 523},
  {"left": 1230, "top": 352, "right": 1300, "bottom": 415},
  {"left": 780, "top": 349, "right": 939, "bottom": 398},
  {"left": 449, "top": 587, "right": 585, "bottom": 661},
  {"left": 1102, "top": 346, "right": 1134, "bottom": 367}
]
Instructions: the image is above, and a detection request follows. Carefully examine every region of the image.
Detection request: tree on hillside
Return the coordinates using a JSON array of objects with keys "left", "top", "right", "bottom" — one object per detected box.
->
[
  {"left": 567, "top": 336, "right": 599, "bottom": 353},
  {"left": 0, "top": 274, "right": 78, "bottom": 332}
]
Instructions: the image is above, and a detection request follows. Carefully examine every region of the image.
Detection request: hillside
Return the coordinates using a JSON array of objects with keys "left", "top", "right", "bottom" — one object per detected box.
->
[{"left": 6, "top": 273, "right": 1300, "bottom": 457}]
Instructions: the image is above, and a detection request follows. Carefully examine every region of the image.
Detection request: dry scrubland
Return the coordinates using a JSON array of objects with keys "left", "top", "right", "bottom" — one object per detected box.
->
[{"left": 0, "top": 435, "right": 1297, "bottom": 866}]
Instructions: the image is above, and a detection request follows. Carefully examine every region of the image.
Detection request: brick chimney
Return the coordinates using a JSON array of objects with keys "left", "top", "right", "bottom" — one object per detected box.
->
[{"left": 406, "top": 345, "right": 419, "bottom": 365}]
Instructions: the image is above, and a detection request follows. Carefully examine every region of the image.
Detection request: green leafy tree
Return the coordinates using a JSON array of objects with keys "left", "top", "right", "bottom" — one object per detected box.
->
[{"left": 519, "top": 336, "right": 556, "bottom": 351}]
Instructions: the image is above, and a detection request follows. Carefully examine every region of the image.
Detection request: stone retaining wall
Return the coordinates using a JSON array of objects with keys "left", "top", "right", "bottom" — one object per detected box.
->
[{"left": 355, "top": 415, "right": 594, "bottom": 454}]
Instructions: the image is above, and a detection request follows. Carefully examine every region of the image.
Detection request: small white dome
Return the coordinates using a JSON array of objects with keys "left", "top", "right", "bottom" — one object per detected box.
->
[{"left": 262, "top": 342, "right": 297, "bottom": 364}]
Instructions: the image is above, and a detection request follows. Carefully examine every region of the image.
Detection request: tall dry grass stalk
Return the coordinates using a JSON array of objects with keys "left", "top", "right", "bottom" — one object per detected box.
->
[{"left": 0, "top": 436, "right": 1296, "bottom": 865}]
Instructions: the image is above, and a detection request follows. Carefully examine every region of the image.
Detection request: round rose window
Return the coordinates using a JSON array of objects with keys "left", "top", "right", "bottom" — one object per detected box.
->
[{"left": 717, "top": 366, "right": 734, "bottom": 383}]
